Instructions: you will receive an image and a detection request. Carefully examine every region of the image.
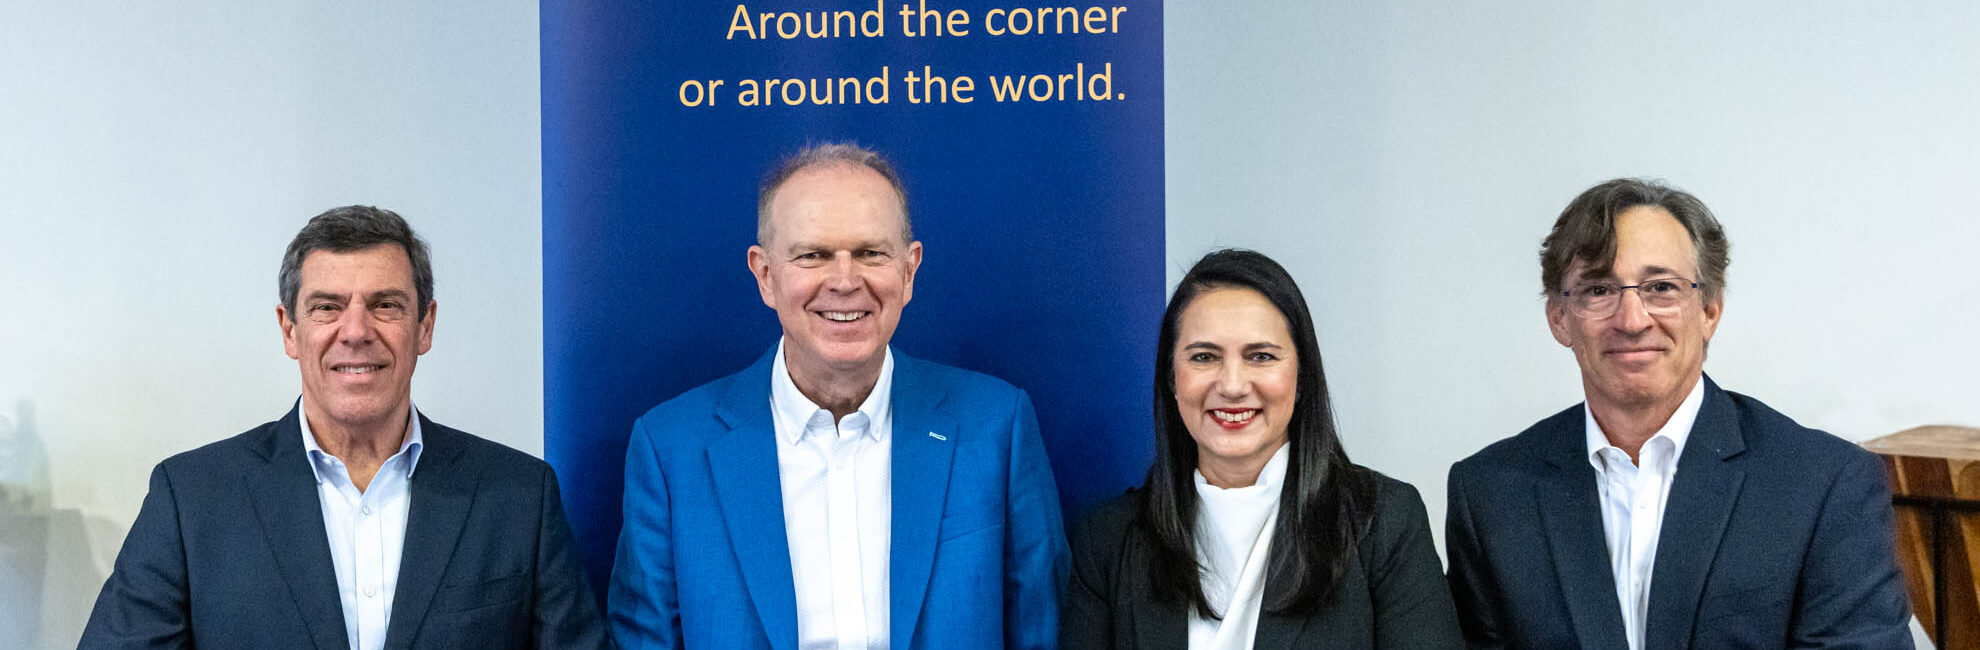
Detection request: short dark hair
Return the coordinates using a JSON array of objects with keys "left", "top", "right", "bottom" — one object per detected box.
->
[
  {"left": 278, "top": 205, "right": 434, "bottom": 321},
  {"left": 1141, "top": 248, "right": 1377, "bottom": 618},
  {"left": 756, "top": 142, "right": 912, "bottom": 246},
  {"left": 1540, "top": 178, "right": 1730, "bottom": 302}
]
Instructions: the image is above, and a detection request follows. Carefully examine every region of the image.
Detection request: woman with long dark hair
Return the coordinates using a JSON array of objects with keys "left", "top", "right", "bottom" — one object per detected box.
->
[{"left": 1062, "top": 249, "right": 1461, "bottom": 649}]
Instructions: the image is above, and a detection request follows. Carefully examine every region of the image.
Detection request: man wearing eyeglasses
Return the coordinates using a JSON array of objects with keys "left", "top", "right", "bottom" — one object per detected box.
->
[{"left": 1444, "top": 179, "right": 1913, "bottom": 649}]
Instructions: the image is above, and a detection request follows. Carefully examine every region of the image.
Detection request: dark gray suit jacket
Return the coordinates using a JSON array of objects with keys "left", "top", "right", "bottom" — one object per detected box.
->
[
  {"left": 79, "top": 407, "right": 610, "bottom": 650},
  {"left": 1445, "top": 377, "right": 1912, "bottom": 649},
  {"left": 1062, "top": 471, "right": 1463, "bottom": 649}
]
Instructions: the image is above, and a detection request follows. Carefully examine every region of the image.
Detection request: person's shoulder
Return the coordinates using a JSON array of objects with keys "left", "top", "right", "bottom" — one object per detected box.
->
[
  {"left": 1359, "top": 468, "right": 1432, "bottom": 543},
  {"left": 156, "top": 417, "right": 286, "bottom": 475},
  {"left": 1720, "top": 388, "right": 1873, "bottom": 466},
  {"left": 897, "top": 352, "right": 1022, "bottom": 403},
  {"left": 629, "top": 361, "right": 765, "bottom": 448},
  {"left": 424, "top": 418, "right": 551, "bottom": 475},
  {"left": 1068, "top": 489, "right": 1143, "bottom": 561},
  {"left": 1075, "top": 489, "right": 1142, "bottom": 533},
  {"left": 642, "top": 367, "right": 749, "bottom": 419},
  {"left": 1366, "top": 469, "right": 1427, "bottom": 513},
  {"left": 1449, "top": 402, "right": 1581, "bottom": 483}
]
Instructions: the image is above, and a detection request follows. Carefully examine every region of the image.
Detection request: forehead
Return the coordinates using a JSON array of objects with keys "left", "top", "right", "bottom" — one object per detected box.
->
[
  {"left": 297, "top": 244, "right": 416, "bottom": 291},
  {"left": 1572, "top": 205, "right": 1698, "bottom": 280},
  {"left": 1177, "top": 287, "right": 1291, "bottom": 341},
  {"left": 765, "top": 164, "right": 906, "bottom": 246}
]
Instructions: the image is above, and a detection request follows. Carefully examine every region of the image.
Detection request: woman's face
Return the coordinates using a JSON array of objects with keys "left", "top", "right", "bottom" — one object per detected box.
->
[{"left": 1171, "top": 287, "right": 1298, "bottom": 483}]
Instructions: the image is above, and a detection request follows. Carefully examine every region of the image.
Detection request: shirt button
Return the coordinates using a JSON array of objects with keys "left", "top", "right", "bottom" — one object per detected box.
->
[
  {"left": 360, "top": 505, "right": 372, "bottom": 516},
  {"left": 364, "top": 587, "right": 377, "bottom": 598}
]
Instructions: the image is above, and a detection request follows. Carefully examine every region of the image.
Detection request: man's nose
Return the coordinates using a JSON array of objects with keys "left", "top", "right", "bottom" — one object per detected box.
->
[
  {"left": 1612, "top": 288, "right": 1655, "bottom": 332},
  {"left": 823, "top": 252, "right": 860, "bottom": 290},
  {"left": 334, "top": 306, "right": 378, "bottom": 344}
]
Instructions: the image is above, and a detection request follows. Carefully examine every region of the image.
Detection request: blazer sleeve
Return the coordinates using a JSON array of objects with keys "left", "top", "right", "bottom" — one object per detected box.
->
[
  {"left": 608, "top": 417, "right": 683, "bottom": 649},
  {"left": 1366, "top": 478, "right": 1465, "bottom": 649},
  {"left": 1788, "top": 448, "right": 1914, "bottom": 648},
  {"left": 531, "top": 465, "right": 612, "bottom": 650},
  {"left": 78, "top": 463, "right": 194, "bottom": 650},
  {"left": 1004, "top": 389, "right": 1071, "bottom": 650},
  {"left": 1059, "top": 499, "right": 1126, "bottom": 650},
  {"left": 1443, "top": 464, "right": 1508, "bottom": 649}
]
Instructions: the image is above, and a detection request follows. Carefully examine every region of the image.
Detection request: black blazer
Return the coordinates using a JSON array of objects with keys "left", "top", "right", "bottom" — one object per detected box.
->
[
  {"left": 1444, "top": 377, "right": 1913, "bottom": 649},
  {"left": 1063, "top": 471, "right": 1464, "bottom": 649},
  {"left": 79, "top": 407, "right": 610, "bottom": 650}
]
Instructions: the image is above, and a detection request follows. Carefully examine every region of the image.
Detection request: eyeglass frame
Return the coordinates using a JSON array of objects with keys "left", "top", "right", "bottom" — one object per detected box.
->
[{"left": 1557, "top": 277, "right": 1702, "bottom": 319}]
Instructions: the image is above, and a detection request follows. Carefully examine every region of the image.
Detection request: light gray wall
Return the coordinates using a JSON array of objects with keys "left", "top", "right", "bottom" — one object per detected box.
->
[
  {"left": 1166, "top": 0, "right": 1980, "bottom": 566},
  {"left": 0, "top": 3, "right": 540, "bottom": 648}
]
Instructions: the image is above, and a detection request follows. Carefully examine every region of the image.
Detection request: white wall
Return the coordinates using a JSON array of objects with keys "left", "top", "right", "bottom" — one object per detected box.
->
[
  {"left": 0, "top": 3, "right": 541, "bottom": 648},
  {"left": 1166, "top": 0, "right": 1980, "bottom": 563}
]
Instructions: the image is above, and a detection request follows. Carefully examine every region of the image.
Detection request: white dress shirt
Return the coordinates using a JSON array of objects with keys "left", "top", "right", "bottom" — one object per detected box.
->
[
  {"left": 1585, "top": 377, "right": 1703, "bottom": 650},
  {"left": 771, "top": 340, "right": 893, "bottom": 650},
  {"left": 1187, "top": 443, "right": 1290, "bottom": 650},
  {"left": 299, "top": 400, "right": 423, "bottom": 650}
]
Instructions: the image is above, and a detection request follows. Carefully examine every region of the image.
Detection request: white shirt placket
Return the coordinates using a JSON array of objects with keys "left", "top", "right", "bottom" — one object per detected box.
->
[
  {"left": 355, "top": 486, "right": 387, "bottom": 645},
  {"left": 822, "top": 414, "right": 871, "bottom": 650}
]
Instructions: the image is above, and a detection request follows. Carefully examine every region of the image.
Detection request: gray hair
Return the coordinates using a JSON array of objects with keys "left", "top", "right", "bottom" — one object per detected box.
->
[
  {"left": 1540, "top": 178, "right": 1730, "bottom": 303},
  {"left": 756, "top": 142, "right": 912, "bottom": 246},
  {"left": 278, "top": 205, "right": 434, "bottom": 321}
]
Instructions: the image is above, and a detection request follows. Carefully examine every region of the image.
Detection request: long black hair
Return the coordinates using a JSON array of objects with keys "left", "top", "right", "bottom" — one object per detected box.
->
[{"left": 1139, "top": 249, "right": 1378, "bottom": 618}]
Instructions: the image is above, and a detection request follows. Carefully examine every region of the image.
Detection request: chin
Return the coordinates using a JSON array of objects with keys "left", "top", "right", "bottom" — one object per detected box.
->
[{"left": 817, "top": 344, "right": 885, "bottom": 366}]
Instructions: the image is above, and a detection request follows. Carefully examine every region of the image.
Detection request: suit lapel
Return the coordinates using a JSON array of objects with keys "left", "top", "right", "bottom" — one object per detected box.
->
[
  {"left": 887, "top": 354, "right": 958, "bottom": 648},
  {"left": 1643, "top": 378, "right": 1746, "bottom": 649},
  {"left": 708, "top": 349, "right": 800, "bottom": 650},
  {"left": 1534, "top": 406, "right": 1629, "bottom": 650},
  {"left": 244, "top": 407, "right": 351, "bottom": 650},
  {"left": 383, "top": 417, "right": 475, "bottom": 650}
]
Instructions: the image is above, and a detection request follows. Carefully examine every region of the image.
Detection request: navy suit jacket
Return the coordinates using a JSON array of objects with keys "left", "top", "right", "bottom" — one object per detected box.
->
[
  {"left": 79, "top": 407, "right": 610, "bottom": 650},
  {"left": 1444, "top": 377, "right": 1912, "bottom": 649},
  {"left": 607, "top": 348, "right": 1069, "bottom": 649},
  {"left": 1062, "top": 473, "right": 1463, "bottom": 649}
]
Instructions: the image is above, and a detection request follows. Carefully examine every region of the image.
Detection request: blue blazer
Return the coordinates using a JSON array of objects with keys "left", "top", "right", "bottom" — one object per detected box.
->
[
  {"left": 608, "top": 348, "right": 1069, "bottom": 649},
  {"left": 1444, "top": 377, "right": 1913, "bottom": 649},
  {"left": 79, "top": 407, "right": 610, "bottom": 650}
]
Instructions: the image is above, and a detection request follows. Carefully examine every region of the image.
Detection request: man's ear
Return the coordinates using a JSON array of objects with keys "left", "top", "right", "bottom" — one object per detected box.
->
[
  {"left": 900, "top": 240, "right": 922, "bottom": 304},
  {"left": 416, "top": 300, "right": 437, "bottom": 355},
  {"left": 277, "top": 305, "right": 301, "bottom": 359},
  {"left": 1546, "top": 298, "right": 1574, "bottom": 348},
  {"left": 748, "top": 245, "right": 776, "bottom": 309},
  {"left": 1699, "top": 295, "right": 1723, "bottom": 344}
]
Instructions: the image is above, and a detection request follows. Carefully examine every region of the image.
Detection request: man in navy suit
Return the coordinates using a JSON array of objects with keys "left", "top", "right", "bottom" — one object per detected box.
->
[
  {"left": 80, "top": 206, "right": 609, "bottom": 650},
  {"left": 608, "top": 143, "right": 1068, "bottom": 649},
  {"left": 1444, "top": 179, "right": 1913, "bottom": 649}
]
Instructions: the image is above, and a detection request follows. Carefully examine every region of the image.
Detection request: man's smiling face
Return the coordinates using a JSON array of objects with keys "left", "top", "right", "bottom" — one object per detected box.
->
[
  {"left": 1548, "top": 205, "right": 1721, "bottom": 415},
  {"left": 748, "top": 163, "right": 921, "bottom": 382},
  {"left": 279, "top": 243, "right": 434, "bottom": 432}
]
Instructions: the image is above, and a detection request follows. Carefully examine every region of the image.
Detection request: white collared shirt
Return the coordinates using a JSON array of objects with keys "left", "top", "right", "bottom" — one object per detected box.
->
[
  {"left": 771, "top": 340, "right": 893, "bottom": 650},
  {"left": 1187, "top": 443, "right": 1291, "bottom": 650},
  {"left": 299, "top": 399, "right": 424, "bottom": 650},
  {"left": 1585, "top": 377, "right": 1704, "bottom": 650}
]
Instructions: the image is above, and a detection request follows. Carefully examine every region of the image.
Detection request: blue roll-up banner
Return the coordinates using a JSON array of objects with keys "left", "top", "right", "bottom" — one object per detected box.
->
[{"left": 544, "top": 0, "right": 1165, "bottom": 600}]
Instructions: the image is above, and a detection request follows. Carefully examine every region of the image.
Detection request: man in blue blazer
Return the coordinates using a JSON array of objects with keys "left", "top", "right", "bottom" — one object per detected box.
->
[
  {"left": 1445, "top": 179, "right": 1912, "bottom": 649},
  {"left": 81, "top": 206, "right": 608, "bottom": 650},
  {"left": 608, "top": 144, "right": 1068, "bottom": 649}
]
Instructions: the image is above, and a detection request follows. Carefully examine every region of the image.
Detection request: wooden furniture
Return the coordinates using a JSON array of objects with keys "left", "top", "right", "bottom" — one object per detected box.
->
[{"left": 1864, "top": 425, "right": 1980, "bottom": 649}]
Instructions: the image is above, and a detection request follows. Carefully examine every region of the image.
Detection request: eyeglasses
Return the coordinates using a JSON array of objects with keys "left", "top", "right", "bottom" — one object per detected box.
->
[{"left": 1559, "top": 277, "right": 1699, "bottom": 319}]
